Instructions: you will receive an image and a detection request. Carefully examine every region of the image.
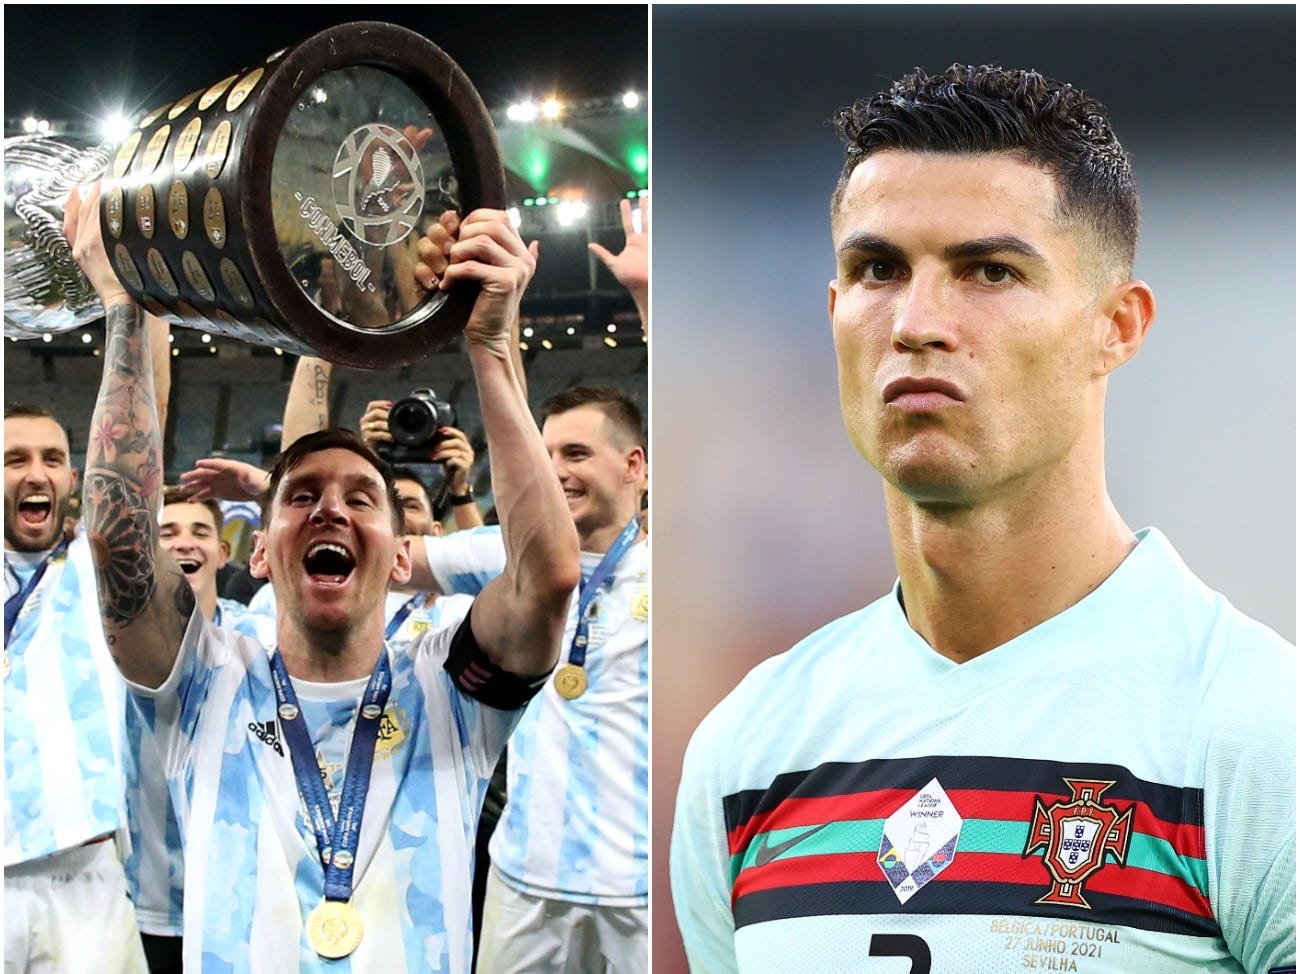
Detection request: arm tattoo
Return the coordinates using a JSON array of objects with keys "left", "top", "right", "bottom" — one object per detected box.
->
[
  {"left": 84, "top": 303, "right": 166, "bottom": 628},
  {"left": 311, "top": 363, "right": 330, "bottom": 428},
  {"left": 84, "top": 469, "right": 157, "bottom": 626}
]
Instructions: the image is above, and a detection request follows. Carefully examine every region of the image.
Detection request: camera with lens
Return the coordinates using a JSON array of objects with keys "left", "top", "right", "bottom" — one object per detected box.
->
[{"left": 376, "top": 388, "right": 459, "bottom": 464}]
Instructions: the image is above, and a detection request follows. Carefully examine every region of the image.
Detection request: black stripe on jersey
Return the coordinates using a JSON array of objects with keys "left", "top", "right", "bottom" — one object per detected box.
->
[
  {"left": 733, "top": 880, "right": 1223, "bottom": 939},
  {"left": 723, "top": 755, "right": 1202, "bottom": 833}
]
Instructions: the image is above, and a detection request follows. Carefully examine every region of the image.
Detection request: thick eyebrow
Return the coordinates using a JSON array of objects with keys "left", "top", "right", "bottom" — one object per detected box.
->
[
  {"left": 836, "top": 232, "right": 906, "bottom": 263},
  {"left": 280, "top": 471, "right": 384, "bottom": 497},
  {"left": 836, "top": 232, "right": 1046, "bottom": 267},
  {"left": 943, "top": 235, "right": 1045, "bottom": 265}
]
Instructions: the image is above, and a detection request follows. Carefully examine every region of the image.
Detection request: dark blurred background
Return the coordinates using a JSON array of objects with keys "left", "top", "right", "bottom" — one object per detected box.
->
[{"left": 650, "top": 6, "right": 1295, "bottom": 972}]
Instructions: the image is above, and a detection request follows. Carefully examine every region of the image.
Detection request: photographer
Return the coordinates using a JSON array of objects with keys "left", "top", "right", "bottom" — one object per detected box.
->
[{"left": 359, "top": 395, "right": 483, "bottom": 530}]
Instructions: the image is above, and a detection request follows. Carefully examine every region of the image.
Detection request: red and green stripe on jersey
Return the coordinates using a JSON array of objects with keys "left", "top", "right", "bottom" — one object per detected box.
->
[{"left": 723, "top": 755, "right": 1215, "bottom": 938}]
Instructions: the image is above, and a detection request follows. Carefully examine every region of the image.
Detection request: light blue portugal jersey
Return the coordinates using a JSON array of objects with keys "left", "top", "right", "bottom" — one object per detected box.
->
[
  {"left": 128, "top": 600, "right": 515, "bottom": 974},
  {"left": 672, "top": 529, "right": 1296, "bottom": 974},
  {"left": 124, "top": 597, "right": 274, "bottom": 935},
  {"left": 4, "top": 530, "right": 129, "bottom": 866},
  {"left": 424, "top": 527, "right": 651, "bottom": 906}
]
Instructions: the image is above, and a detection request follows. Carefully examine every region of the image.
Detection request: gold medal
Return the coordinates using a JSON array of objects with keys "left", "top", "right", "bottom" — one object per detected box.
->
[
  {"left": 305, "top": 900, "right": 363, "bottom": 959},
  {"left": 554, "top": 663, "right": 588, "bottom": 700}
]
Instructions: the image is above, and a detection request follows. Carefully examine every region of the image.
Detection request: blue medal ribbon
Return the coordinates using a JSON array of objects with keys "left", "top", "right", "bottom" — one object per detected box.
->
[
  {"left": 567, "top": 517, "right": 640, "bottom": 670},
  {"left": 4, "top": 536, "right": 71, "bottom": 648},
  {"left": 269, "top": 648, "right": 392, "bottom": 903},
  {"left": 384, "top": 594, "right": 425, "bottom": 642}
]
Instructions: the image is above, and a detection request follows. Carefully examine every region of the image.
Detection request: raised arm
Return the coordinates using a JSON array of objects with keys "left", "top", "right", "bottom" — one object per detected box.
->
[
  {"left": 67, "top": 183, "right": 191, "bottom": 687},
  {"left": 416, "top": 209, "right": 579, "bottom": 676},
  {"left": 589, "top": 196, "right": 649, "bottom": 333},
  {"left": 280, "top": 355, "right": 333, "bottom": 449}
]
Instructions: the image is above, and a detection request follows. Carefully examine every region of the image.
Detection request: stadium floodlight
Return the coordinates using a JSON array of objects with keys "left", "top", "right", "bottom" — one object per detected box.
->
[
  {"left": 81, "top": 333, "right": 92, "bottom": 344},
  {"left": 541, "top": 339, "right": 554, "bottom": 350},
  {"left": 507, "top": 101, "right": 537, "bottom": 122},
  {"left": 98, "top": 113, "right": 133, "bottom": 143},
  {"left": 541, "top": 98, "right": 563, "bottom": 120},
  {"left": 622, "top": 91, "right": 640, "bottom": 110},
  {"left": 607, "top": 323, "right": 617, "bottom": 333},
  {"left": 523, "top": 327, "right": 534, "bottom": 338},
  {"left": 555, "top": 200, "right": 587, "bottom": 227},
  {"left": 507, "top": 207, "right": 521, "bottom": 229},
  {"left": 22, "top": 117, "right": 39, "bottom": 134},
  {"left": 566, "top": 326, "right": 576, "bottom": 336},
  {"left": 604, "top": 337, "right": 618, "bottom": 348},
  {"left": 201, "top": 333, "right": 212, "bottom": 344}
]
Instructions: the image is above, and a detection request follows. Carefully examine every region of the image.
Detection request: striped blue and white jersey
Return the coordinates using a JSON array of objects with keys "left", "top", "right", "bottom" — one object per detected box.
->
[
  {"left": 424, "top": 529, "right": 651, "bottom": 905},
  {"left": 128, "top": 604, "right": 515, "bottom": 974},
  {"left": 124, "top": 596, "right": 275, "bottom": 935},
  {"left": 671, "top": 528, "right": 1297, "bottom": 974},
  {"left": 4, "top": 530, "right": 129, "bottom": 866}
]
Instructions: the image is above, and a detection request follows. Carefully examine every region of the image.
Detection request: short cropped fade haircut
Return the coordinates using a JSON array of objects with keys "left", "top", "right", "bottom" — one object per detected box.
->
[
  {"left": 831, "top": 64, "right": 1139, "bottom": 276},
  {"left": 264, "top": 428, "right": 404, "bottom": 534},
  {"left": 541, "top": 386, "right": 646, "bottom": 454}
]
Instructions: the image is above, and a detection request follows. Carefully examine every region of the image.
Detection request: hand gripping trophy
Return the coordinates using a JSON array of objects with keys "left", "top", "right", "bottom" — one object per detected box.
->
[{"left": 3, "top": 21, "right": 505, "bottom": 369}]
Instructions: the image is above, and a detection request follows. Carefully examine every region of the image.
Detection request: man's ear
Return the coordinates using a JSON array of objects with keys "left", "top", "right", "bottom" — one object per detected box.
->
[
  {"left": 248, "top": 531, "right": 269, "bottom": 579},
  {"left": 218, "top": 539, "right": 230, "bottom": 571},
  {"left": 1096, "top": 279, "right": 1156, "bottom": 377},
  {"left": 390, "top": 536, "right": 413, "bottom": 587},
  {"left": 624, "top": 446, "right": 647, "bottom": 484}
]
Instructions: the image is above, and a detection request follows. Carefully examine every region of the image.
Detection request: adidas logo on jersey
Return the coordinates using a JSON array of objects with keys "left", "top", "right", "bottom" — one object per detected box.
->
[{"left": 248, "top": 718, "right": 284, "bottom": 756}]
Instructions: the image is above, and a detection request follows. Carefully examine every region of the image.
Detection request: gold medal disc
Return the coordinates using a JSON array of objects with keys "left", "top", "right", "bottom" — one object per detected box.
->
[
  {"left": 554, "top": 663, "right": 588, "bottom": 700},
  {"left": 306, "top": 900, "right": 364, "bottom": 958}
]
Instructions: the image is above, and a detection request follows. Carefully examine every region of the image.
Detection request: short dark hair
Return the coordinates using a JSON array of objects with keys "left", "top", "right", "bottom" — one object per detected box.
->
[
  {"left": 4, "top": 403, "right": 58, "bottom": 422},
  {"left": 161, "top": 485, "right": 224, "bottom": 533},
  {"left": 831, "top": 64, "right": 1139, "bottom": 275},
  {"left": 540, "top": 386, "right": 645, "bottom": 453},
  {"left": 264, "top": 428, "right": 403, "bottom": 533},
  {"left": 390, "top": 466, "right": 436, "bottom": 509}
]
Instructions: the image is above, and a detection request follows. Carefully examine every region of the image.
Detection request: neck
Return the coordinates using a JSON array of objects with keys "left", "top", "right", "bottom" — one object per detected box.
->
[
  {"left": 197, "top": 585, "right": 219, "bottom": 622},
  {"left": 276, "top": 614, "right": 386, "bottom": 682},
  {"left": 579, "top": 510, "right": 643, "bottom": 554},
  {"left": 886, "top": 453, "right": 1134, "bottom": 663}
]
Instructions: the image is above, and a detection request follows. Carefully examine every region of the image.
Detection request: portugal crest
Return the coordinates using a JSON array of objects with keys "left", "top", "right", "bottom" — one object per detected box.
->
[{"left": 1022, "top": 778, "right": 1132, "bottom": 908}]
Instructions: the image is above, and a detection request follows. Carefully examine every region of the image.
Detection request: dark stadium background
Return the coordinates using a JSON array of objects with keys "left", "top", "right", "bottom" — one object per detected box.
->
[{"left": 3, "top": 5, "right": 648, "bottom": 530}]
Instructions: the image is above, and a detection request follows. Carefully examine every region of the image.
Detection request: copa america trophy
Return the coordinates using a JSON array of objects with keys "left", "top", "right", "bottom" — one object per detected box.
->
[{"left": 3, "top": 21, "right": 505, "bottom": 369}]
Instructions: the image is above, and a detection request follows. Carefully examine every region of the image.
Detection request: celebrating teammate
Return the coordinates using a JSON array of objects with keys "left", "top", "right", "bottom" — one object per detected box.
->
[{"left": 671, "top": 65, "right": 1296, "bottom": 973}]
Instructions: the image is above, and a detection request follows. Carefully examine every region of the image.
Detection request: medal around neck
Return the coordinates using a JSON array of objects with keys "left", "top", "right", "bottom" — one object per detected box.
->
[
  {"left": 306, "top": 900, "right": 364, "bottom": 958},
  {"left": 554, "top": 662, "right": 588, "bottom": 700},
  {"left": 3, "top": 21, "right": 504, "bottom": 369}
]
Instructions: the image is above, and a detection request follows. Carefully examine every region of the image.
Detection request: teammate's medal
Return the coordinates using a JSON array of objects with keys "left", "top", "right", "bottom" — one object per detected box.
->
[
  {"left": 306, "top": 900, "right": 364, "bottom": 958},
  {"left": 554, "top": 662, "right": 588, "bottom": 700},
  {"left": 555, "top": 517, "right": 640, "bottom": 704}
]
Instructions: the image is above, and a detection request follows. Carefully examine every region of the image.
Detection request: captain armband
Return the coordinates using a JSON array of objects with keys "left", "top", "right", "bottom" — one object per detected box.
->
[{"left": 444, "top": 605, "right": 551, "bottom": 710}]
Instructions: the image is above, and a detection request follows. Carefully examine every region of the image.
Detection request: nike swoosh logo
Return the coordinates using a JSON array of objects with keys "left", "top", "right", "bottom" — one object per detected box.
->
[{"left": 754, "top": 823, "right": 830, "bottom": 866}]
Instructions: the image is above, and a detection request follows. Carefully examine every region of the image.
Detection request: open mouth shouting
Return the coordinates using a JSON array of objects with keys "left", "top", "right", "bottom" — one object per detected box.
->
[
  {"left": 17, "top": 492, "right": 54, "bottom": 531},
  {"left": 304, "top": 541, "right": 356, "bottom": 586},
  {"left": 175, "top": 558, "right": 202, "bottom": 576}
]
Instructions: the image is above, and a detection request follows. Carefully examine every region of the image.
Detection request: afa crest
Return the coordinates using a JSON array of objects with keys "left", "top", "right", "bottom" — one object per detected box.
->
[
  {"left": 374, "top": 704, "right": 408, "bottom": 760},
  {"left": 1022, "top": 778, "right": 1133, "bottom": 908},
  {"left": 631, "top": 587, "right": 648, "bottom": 622}
]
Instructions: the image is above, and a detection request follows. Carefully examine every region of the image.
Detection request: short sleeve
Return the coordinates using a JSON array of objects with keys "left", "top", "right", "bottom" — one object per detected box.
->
[
  {"left": 423, "top": 526, "right": 506, "bottom": 596},
  {"left": 1199, "top": 621, "right": 1297, "bottom": 973},
  {"left": 672, "top": 714, "right": 742, "bottom": 974}
]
